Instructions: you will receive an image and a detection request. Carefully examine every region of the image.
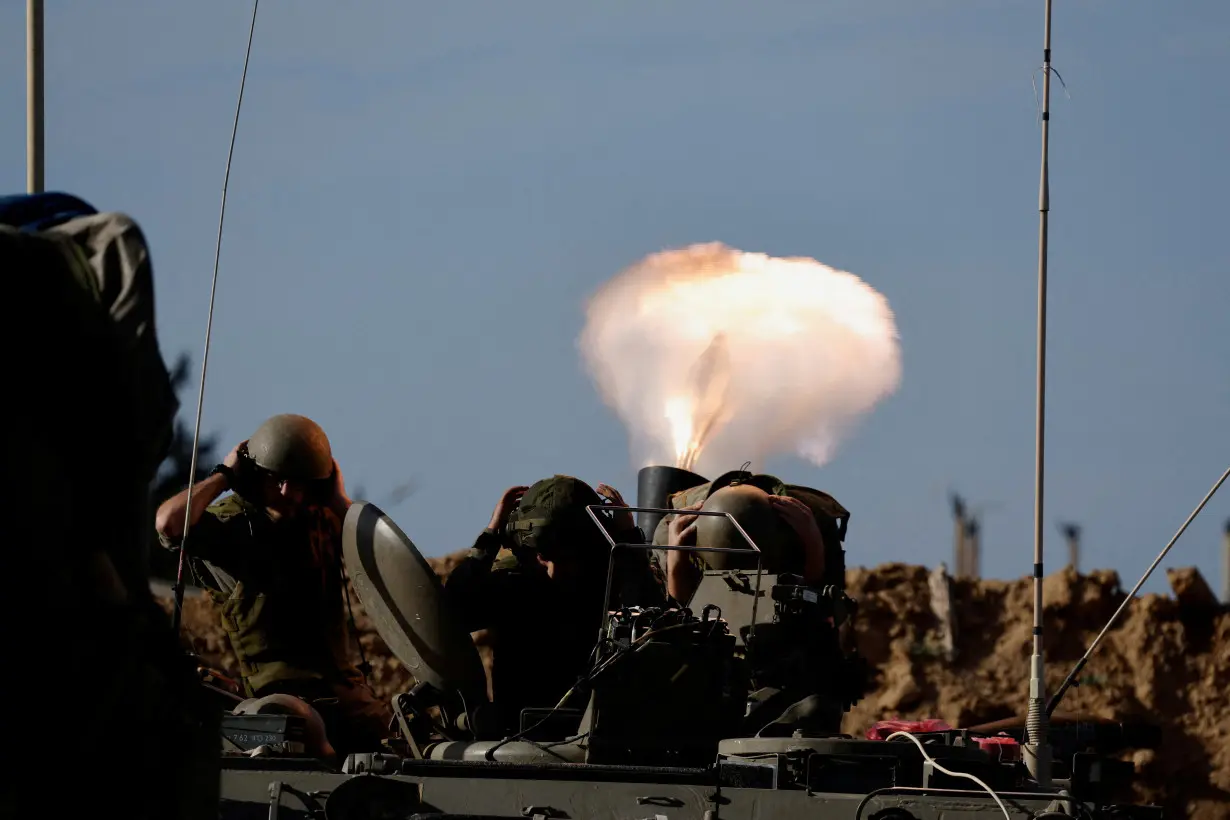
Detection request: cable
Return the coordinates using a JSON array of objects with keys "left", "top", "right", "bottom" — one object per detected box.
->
[
  {"left": 481, "top": 611, "right": 694, "bottom": 761},
  {"left": 482, "top": 677, "right": 588, "bottom": 761},
  {"left": 171, "top": 0, "right": 261, "bottom": 633},
  {"left": 884, "top": 731, "right": 1012, "bottom": 820}
]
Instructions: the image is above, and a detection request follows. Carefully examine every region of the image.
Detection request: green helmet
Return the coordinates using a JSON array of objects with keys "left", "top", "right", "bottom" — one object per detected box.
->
[
  {"left": 694, "top": 483, "right": 794, "bottom": 571},
  {"left": 505, "top": 475, "right": 605, "bottom": 562},
  {"left": 246, "top": 414, "right": 333, "bottom": 481}
]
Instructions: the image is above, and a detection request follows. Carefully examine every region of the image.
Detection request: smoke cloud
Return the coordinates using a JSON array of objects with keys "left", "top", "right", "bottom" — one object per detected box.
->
[{"left": 578, "top": 243, "right": 901, "bottom": 477}]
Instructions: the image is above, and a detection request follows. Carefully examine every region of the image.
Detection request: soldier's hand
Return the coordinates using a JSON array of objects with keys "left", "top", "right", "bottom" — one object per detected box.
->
[
  {"left": 488, "top": 486, "right": 529, "bottom": 533},
  {"left": 769, "top": 495, "right": 824, "bottom": 554},
  {"left": 596, "top": 483, "right": 634, "bottom": 531},
  {"left": 223, "top": 440, "right": 248, "bottom": 470},
  {"left": 665, "top": 502, "right": 704, "bottom": 603},
  {"left": 666, "top": 501, "right": 703, "bottom": 547}
]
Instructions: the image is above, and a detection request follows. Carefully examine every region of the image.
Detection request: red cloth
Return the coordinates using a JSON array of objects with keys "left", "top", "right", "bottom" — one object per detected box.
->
[
  {"left": 973, "top": 735, "right": 1021, "bottom": 762},
  {"left": 865, "top": 719, "right": 1022, "bottom": 763},
  {"left": 864, "top": 719, "right": 952, "bottom": 740}
]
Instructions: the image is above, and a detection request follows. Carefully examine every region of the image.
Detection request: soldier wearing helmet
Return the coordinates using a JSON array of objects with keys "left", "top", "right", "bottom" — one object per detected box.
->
[
  {"left": 658, "top": 471, "right": 847, "bottom": 605},
  {"left": 445, "top": 475, "right": 666, "bottom": 736},
  {"left": 155, "top": 413, "right": 392, "bottom": 757}
]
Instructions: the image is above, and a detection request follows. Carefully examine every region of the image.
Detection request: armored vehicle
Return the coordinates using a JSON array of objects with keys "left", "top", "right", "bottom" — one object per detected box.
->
[{"left": 211, "top": 469, "right": 1166, "bottom": 820}]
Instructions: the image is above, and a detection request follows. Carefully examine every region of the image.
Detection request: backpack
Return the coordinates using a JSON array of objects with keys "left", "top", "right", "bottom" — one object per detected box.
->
[
  {"left": 2, "top": 191, "right": 178, "bottom": 480},
  {"left": 0, "top": 191, "right": 98, "bottom": 231}
]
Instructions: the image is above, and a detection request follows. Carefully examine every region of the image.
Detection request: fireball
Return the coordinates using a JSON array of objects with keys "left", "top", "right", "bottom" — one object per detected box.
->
[{"left": 578, "top": 242, "right": 901, "bottom": 475}]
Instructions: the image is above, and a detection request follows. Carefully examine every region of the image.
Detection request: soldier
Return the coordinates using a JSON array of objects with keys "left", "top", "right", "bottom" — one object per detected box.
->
[
  {"left": 659, "top": 471, "right": 867, "bottom": 735},
  {"left": 445, "top": 475, "right": 666, "bottom": 737},
  {"left": 660, "top": 471, "right": 844, "bottom": 604},
  {"left": 154, "top": 413, "right": 393, "bottom": 758},
  {"left": 1, "top": 195, "right": 219, "bottom": 820}
]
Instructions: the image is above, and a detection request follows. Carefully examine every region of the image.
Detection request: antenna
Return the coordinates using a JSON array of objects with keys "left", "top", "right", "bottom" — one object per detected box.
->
[
  {"left": 1047, "top": 464, "right": 1230, "bottom": 717},
  {"left": 26, "top": 0, "right": 43, "bottom": 193},
  {"left": 171, "top": 0, "right": 261, "bottom": 632},
  {"left": 1024, "top": 0, "right": 1056, "bottom": 786}
]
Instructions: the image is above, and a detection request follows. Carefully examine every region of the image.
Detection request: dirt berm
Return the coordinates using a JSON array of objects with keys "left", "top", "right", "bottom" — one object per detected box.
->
[{"left": 167, "top": 557, "right": 1230, "bottom": 819}]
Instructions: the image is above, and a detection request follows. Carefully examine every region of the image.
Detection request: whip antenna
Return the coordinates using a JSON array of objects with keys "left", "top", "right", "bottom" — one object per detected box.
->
[
  {"left": 1024, "top": 0, "right": 1056, "bottom": 787},
  {"left": 172, "top": 0, "right": 261, "bottom": 633},
  {"left": 1047, "top": 464, "right": 1230, "bottom": 717}
]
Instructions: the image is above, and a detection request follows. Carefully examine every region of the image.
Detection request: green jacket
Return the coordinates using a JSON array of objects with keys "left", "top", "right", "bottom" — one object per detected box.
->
[{"left": 163, "top": 494, "right": 361, "bottom": 696}]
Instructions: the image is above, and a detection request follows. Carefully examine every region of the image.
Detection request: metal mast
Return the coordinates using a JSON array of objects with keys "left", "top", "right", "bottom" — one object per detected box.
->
[
  {"left": 27, "top": 0, "right": 44, "bottom": 193},
  {"left": 1024, "top": 0, "right": 1056, "bottom": 787}
]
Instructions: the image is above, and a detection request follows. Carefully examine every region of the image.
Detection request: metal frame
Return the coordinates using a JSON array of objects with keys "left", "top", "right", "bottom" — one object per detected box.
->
[
  {"left": 853, "top": 785, "right": 1077, "bottom": 820},
  {"left": 584, "top": 504, "right": 765, "bottom": 642}
]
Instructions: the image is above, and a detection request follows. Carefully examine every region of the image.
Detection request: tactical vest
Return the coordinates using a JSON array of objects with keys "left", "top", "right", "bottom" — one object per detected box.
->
[
  {"left": 197, "top": 496, "right": 361, "bottom": 697},
  {"left": 651, "top": 470, "right": 850, "bottom": 588}
]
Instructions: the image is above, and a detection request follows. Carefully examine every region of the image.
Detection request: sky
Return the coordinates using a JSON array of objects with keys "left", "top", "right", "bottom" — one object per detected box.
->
[{"left": 2, "top": 1, "right": 1228, "bottom": 599}]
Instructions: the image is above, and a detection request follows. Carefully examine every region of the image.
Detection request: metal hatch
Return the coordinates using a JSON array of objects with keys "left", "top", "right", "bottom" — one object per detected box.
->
[{"left": 341, "top": 501, "right": 487, "bottom": 703}]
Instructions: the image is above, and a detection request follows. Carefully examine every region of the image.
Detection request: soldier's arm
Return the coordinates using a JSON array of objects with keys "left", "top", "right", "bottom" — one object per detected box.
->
[
  {"left": 663, "top": 505, "right": 705, "bottom": 605},
  {"left": 154, "top": 472, "right": 230, "bottom": 543},
  {"left": 156, "top": 441, "right": 245, "bottom": 543},
  {"left": 665, "top": 551, "right": 704, "bottom": 605},
  {"left": 609, "top": 519, "right": 648, "bottom": 570},
  {"left": 442, "top": 529, "right": 505, "bottom": 632},
  {"left": 767, "top": 496, "right": 825, "bottom": 584},
  {"left": 155, "top": 496, "right": 244, "bottom": 570}
]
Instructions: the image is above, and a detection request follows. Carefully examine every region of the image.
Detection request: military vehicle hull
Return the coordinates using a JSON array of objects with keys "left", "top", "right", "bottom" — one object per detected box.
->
[
  {"left": 218, "top": 758, "right": 1092, "bottom": 820},
  {"left": 213, "top": 501, "right": 1161, "bottom": 820}
]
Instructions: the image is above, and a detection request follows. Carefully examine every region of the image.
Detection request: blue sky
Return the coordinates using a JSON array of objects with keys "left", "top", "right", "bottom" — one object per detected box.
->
[{"left": 3, "top": 1, "right": 1227, "bottom": 597}]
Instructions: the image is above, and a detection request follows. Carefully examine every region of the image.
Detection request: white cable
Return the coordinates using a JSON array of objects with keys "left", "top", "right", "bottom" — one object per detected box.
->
[{"left": 885, "top": 731, "right": 1013, "bottom": 820}]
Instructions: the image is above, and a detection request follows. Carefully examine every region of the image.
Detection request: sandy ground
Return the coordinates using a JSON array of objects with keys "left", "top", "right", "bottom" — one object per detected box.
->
[{"left": 163, "top": 554, "right": 1230, "bottom": 819}]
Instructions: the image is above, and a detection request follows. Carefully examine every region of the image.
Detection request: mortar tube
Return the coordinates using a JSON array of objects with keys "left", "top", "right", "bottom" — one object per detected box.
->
[{"left": 635, "top": 466, "right": 708, "bottom": 542}]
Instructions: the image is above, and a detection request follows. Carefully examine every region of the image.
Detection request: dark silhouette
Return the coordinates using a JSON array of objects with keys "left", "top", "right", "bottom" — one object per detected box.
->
[
  {"left": 1059, "top": 522, "right": 1082, "bottom": 572},
  {"left": 148, "top": 353, "right": 220, "bottom": 580}
]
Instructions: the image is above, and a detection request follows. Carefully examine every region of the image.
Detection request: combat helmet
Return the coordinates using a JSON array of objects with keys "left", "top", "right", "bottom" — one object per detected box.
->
[
  {"left": 246, "top": 414, "right": 333, "bottom": 482},
  {"left": 694, "top": 482, "right": 793, "bottom": 571},
  {"left": 505, "top": 475, "right": 605, "bottom": 562}
]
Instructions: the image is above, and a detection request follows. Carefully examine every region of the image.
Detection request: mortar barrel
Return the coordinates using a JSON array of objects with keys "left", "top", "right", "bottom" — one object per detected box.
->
[{"left": 636, "top": 465, "right": 708, "bottom": 540}]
